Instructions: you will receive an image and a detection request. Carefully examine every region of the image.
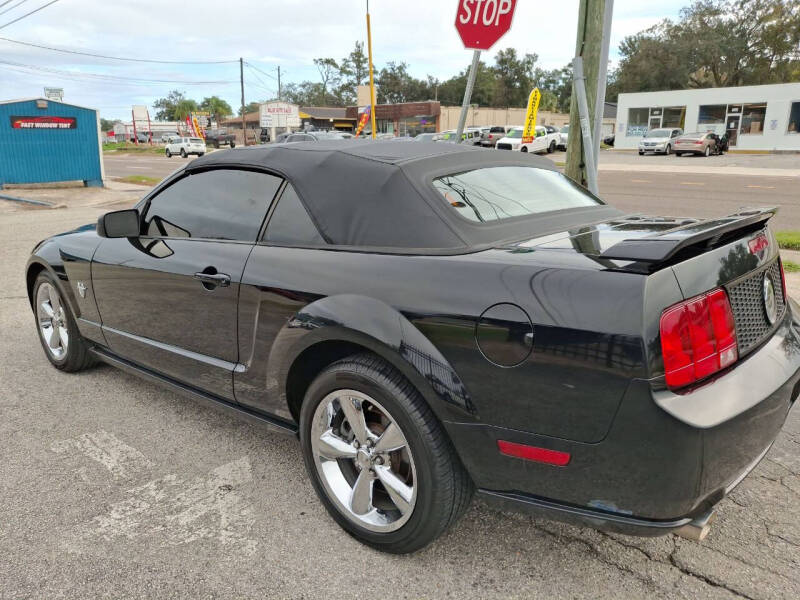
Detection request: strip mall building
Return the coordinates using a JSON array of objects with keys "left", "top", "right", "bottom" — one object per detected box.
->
[{"left": 616, "top": 83, "right": 800, "bottom": 152}]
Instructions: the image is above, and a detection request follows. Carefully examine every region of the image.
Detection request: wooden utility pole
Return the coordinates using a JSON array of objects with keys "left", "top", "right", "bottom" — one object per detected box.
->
[
  {"left": 565, "top": 0, "right": 608, "bottom": 189},
  {"left": 277, "top": 66, "right": 281, "bottom": 100},
  {"left": 240, "top": 57, "right": 246, "bottom": 146}
]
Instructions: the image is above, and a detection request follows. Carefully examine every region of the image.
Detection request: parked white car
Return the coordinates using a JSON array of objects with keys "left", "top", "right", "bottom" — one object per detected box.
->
[
  {"left": 638, "top": 128, "right": 683, "bottom": 155},
  {"left": 557, "top": 125, "right": 569, "bottom": 150},
  {"left": 496, "top": 126, "right": 558, "bottom": 154},
  {"left": 165, "top": 137, "right": 206, "bottom": 158}
]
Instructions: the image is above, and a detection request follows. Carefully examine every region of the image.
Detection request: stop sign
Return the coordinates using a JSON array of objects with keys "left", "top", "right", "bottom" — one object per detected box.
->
[{"left": 455, "top": 0, "right": 517, "bottom": 51}]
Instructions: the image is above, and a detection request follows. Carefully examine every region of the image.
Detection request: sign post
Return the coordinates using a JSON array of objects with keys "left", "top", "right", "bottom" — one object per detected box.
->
[{"left": 454, "top": 0, "right": 517, "bottom": 143}]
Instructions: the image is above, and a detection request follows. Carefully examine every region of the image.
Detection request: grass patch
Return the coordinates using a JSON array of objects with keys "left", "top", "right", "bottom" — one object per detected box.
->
[
  {"left": 783, "top": 260, "right": 800, "bottom": 273},
  {"left": 103, "top": 142, "right": 164, "bottom": 154},
  {"left": 776, "top": 231, "right": 800, "bottom": 251},
  {"left": 116, "top": 175, "right": 160, "bottom": 186}
]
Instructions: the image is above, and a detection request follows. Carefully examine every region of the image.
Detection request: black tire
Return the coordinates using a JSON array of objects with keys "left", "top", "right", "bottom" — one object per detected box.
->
[
  {"left": 520, "top": 146, "right": 528, "bottom": 153},
  {"left": 675, "top": 152, "right": 683, "bottom": 157},
  {"left": 230, "top": 142, "right": 236, "bottom": 148},
  {"left": 165, "top": 149, "right": 171, "bottom": 158},
  {"left": 638, "top": 151, "right": 644, "bottom": 156},
  {"left": 704, "top": 146, "right": 711, "bottom": 157},
  {"left": 547, "top": 141, "right": 556, "bottom": 153},
  {"left": 214, "top": 141, "right": 220, "bottom": 148},
  {"left": 665, "top": 144, "right": 672, "bottom": 155},
  {"left": 198, "top": 153, "right": 205, "bottom": 157},
  {"left": 32, "top": 272, "right": 94, "bottom": 372},
  {"left": 180, "top": 148, "right": 187, "bottom": 158},
  {"left": 299, "top": 353, "right": 473, "bottom": 554}
]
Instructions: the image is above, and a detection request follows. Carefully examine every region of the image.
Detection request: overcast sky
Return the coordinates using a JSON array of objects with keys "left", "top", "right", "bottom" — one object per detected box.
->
[{"left": 0, "top": 0, "right": 688, "bottom": 121}]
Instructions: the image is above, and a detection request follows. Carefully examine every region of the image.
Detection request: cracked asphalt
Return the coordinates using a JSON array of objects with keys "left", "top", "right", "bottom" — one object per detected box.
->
[{"left": 1, "top": 186, "right": 798, "bottom": 599}]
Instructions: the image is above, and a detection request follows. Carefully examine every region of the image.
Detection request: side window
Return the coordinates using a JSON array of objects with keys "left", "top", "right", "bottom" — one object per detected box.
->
[
  {"left": 143, "top": 169, "right": 282, "bottom": 241},
  {"left": 262, "top": 184, "right": 325, "bottom": 246}
]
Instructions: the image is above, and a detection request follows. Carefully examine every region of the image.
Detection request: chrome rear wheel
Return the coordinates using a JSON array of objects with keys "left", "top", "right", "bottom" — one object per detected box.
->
[{"left": 310, "top": 389, "right": 417, "bottom": 533}]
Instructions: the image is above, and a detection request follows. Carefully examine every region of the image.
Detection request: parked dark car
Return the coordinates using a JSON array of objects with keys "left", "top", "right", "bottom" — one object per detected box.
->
[
  {"left": 26, "top": 141, "right": 798, "bottom": 553},
  {"left": 204, "top": 128, "right": 236, "bottom": 148}
]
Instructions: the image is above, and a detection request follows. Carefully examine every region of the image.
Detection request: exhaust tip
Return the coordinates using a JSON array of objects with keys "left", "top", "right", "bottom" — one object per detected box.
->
[{"left": 675, "top": 510, "right": 714, "bottom": 541}]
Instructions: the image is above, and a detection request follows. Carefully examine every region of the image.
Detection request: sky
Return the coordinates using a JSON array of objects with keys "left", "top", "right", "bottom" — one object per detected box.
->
[{"left": 0, "top": 0, "right": 689, "bottom": 121}]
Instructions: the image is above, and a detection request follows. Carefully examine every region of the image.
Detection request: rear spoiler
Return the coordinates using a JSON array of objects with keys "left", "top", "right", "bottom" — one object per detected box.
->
[{"left": 600, "top": 207, "right": 777, "bottom": 264}]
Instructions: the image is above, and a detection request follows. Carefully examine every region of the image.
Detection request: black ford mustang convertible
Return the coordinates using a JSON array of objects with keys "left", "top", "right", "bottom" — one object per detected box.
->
[{"left": 27, "top": 141, "right": 799, "bottom": 553}]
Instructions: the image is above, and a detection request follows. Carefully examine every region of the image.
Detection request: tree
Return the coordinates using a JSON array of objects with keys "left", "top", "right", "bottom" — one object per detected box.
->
[
  {"left": 200, "top": 96, "right": 233, "bottom": 124},
  {"left": 339, "top": 41, "right": 369, "bottom": 102},
  {"left": 437, "top": 60, "right": 496, "bottom": 106},
  {"left": 238, "top": 101, "right": 261, "bottom": 116},
  {"left": 314, "top": 57, "right": 341, "bottom": 105},
  {"left": 282, "top": 82, "right": 327, "bottom": 106},
  {"left": 493, "top": 48, "right": 538, "bottom": 107},
  {"left": 612, "top": 0, "right": 800, "bottom": 93},
  {"left": 100, "top": 118, "right": 117, "bottom": 132}
]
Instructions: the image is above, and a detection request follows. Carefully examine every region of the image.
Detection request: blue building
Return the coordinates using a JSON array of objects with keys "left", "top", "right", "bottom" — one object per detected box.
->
[{"left": 0, "top": 97, "right": 104, "bottom": 189}]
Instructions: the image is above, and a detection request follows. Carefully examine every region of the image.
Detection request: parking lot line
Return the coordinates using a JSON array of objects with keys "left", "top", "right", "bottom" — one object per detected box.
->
[
  {"left": 630, "top": 179, "right": 651, "bottom": 183},
  {"left": 680, "top": 182, "right": 705, "bottom": 186},
  {"left": 746, "top": 185, "right": 776, "bottom": 189}
]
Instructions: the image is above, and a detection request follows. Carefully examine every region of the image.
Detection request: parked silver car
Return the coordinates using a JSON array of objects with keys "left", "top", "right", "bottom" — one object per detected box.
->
[{"left": 638, "top": 128, "right": 683, "bottom": 155}]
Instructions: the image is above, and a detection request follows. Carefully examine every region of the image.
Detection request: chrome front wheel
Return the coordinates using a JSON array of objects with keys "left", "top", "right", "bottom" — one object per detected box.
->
[
  {"left": 310, "top": 389, "right": 417, "bottom": 533},
  {"left": 36, "top": 281, "right": 68, "bottom": 360}
]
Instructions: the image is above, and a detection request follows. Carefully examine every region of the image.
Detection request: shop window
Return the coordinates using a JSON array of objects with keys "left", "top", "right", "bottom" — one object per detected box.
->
[
  {"left": 627, "top": 108, "right": 649, "bottom": 137},
  {"left": 662, "top": 106, "right": 686, "bottom": 129},
  {"left": 741, "top": 103, "right": 766, "bottom": 135},
  {"left": 698, "top": 105, "right": 726, "bottom": 135},
  {"left": 788, "top": 102, "right": 800, "bottom": 134}
]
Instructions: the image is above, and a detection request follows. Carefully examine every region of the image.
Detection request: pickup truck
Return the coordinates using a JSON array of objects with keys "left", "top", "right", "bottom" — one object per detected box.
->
[
  {"left": 496, "top": 125, "right": 559, "bottom": 154},
  {"left": 204, "top": 128, "right": 236, "bottom": 148}
]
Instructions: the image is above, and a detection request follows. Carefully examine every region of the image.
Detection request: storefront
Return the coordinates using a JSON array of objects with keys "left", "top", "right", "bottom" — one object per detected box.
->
[
  {"left": 616, "top": 83, "right": 800, "bottom": 151},
  {"left": 345, "top": 101, "right": 440, "bottom": 137}
]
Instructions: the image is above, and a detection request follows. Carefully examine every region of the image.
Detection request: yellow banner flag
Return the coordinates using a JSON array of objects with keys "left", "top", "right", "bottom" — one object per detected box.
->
[{"left": 522, "top": 88, "right": 541, "bottom": 144}]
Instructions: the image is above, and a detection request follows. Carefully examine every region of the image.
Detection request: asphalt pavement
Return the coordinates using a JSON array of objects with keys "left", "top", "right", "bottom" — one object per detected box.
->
[{"left": 1, "top": 175, "right": 799, "bottom": 598}]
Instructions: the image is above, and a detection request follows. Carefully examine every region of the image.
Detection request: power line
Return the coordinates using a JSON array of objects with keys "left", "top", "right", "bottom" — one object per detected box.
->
[
  {"left": 244, "top": 61, "right": 278, "bottom": 81},
  {"left": 0, "top": 0, "right": 60, "bottom": 31},
  {"left": 0, "top": 1, "right": 19, "bottom": 9},
  {"left": 245, "top": 64, "right": 276, "bottom": 96},
  {"left": 0, "top": 59, "right": 238, "bottom": 85},
  {"left": 0, "top": 0, "right": 32, "bottom": 18},
  {"left": 0, "top": 35, "right": 239, "bottom": 64}
]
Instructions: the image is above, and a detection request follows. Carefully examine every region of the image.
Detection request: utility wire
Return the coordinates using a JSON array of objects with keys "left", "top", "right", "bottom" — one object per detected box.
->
[
  {"left": 0, "top": 35, "right": 239, "bottom": 64},
  {"left": 0, "top": 0, "right": 19, "bottom": 9},
  {"left": 244, "top": 61, "right": 278, "bottom": 80},
  {"left": 0, "top": 0, "right": 32, "bottom": 18},
  {"left": 0, "top": 59, "right": 237, "bottom": 85},
  {"left": 0, "top": 0, "right": 60, "bottom": 31},
  {"left": 245, "top": 64, "right": 276, "bottom": 96}
]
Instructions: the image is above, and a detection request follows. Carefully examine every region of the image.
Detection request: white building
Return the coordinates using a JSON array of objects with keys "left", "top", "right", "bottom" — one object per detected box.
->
[{"left": 616, "top": 83, "right": 800, "bottom": 152}]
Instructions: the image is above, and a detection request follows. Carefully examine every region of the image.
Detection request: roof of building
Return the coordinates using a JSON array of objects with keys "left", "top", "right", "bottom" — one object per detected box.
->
[
  {"left": 0, "top": 97, "right": 98, "bottom": 112},
  {"left": 181, "top": 140, "right": 606, "bottom": 253},
  {"left": 298, "top": 106, "right": 352, "bottom": 120}
]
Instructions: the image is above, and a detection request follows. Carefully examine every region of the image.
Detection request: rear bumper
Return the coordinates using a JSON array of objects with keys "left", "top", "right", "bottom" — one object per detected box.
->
[{"left": 446, "top": 303, "right": 800, "bottom": 534}]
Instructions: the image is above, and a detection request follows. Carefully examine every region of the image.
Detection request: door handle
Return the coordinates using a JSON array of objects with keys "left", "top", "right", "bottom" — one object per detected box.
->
[{"left": 193, "top": 271, "right": 231, "bottom": 287}]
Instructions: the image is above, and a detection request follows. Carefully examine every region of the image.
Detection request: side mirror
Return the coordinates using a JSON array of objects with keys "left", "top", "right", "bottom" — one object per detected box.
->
[{"left": 97, "top": 208, "right": 140, "bottom": 238}]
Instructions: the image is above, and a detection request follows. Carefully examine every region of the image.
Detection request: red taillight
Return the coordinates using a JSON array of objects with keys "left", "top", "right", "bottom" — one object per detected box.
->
[
  {"left": 660, "top": 288, "right": 738, "bottom": 389},
  {"left": 497, "top": 440, "right": 571, "bottom": 466},
  {"left": 694, "top": 140, "right": 704, "bottom": 145}
]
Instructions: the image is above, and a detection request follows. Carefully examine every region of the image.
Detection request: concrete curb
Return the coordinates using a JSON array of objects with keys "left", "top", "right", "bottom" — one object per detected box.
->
[{"left": 0, "top": 193, "right": 55, "bottom": 207}]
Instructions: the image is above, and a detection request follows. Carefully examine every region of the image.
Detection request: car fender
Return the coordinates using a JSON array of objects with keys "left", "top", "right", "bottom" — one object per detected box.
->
[{"left": 267, "top": 293, "right": 477, "bottom": 424}]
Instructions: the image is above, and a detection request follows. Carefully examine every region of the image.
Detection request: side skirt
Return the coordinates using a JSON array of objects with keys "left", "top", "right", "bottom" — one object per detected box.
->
[
  {"left": 90, "top": 346, "right": 299, "bottom": 437},
  {"left": 477, "top": 489, "right": 693, "bottom": 537}
]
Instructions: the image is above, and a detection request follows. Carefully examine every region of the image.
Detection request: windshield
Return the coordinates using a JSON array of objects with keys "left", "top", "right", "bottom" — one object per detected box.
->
[
  {"left": 432, "top": 166, "right": 601, "bottom": 223},
  {"left": 645, "top": 129, "right": 672, "bottom": 138},
  {"left": 560, "top": 125, "right": 569, "bottom": 133},
  {"left": 506, "top": 129, "right": 523, "bottom": 139}
]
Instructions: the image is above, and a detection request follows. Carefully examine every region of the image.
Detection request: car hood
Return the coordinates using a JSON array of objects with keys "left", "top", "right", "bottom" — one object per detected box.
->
[
  {"left": 497, "top": 137, "right": 521, "bottom": 144},
  {"left": 641, "top": 137, "right": 670, "bottom": 143}
]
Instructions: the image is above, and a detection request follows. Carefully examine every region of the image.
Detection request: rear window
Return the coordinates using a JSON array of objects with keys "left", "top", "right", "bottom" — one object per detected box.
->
[
  {"left": 190, "top": 138, "right": 203, "bottom": 143},
  {"left": 432, "top": 167, "right": 601, "bottom": 223},
  {"left": 490, "top": 127, "right": 505, "bottom": 133}
]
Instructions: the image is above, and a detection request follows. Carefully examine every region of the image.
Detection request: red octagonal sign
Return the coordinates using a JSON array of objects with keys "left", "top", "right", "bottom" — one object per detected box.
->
[{"left": 455, "top": 0, "right": 517, "bottom": 51}]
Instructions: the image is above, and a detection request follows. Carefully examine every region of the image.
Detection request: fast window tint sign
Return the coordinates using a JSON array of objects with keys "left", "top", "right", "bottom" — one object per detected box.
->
[{"left": 10, "top": 116, "right": 77, "bottom": 130}]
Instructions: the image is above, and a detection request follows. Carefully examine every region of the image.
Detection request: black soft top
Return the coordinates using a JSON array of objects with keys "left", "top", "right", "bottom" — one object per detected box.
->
[{"left": 187, "top": 140, "right": 619, "bottom": 253}]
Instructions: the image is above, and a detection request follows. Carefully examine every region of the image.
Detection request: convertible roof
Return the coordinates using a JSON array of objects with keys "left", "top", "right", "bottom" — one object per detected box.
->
[{"left": 187, "top": 141, "right": 617, "bottom": 252}]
